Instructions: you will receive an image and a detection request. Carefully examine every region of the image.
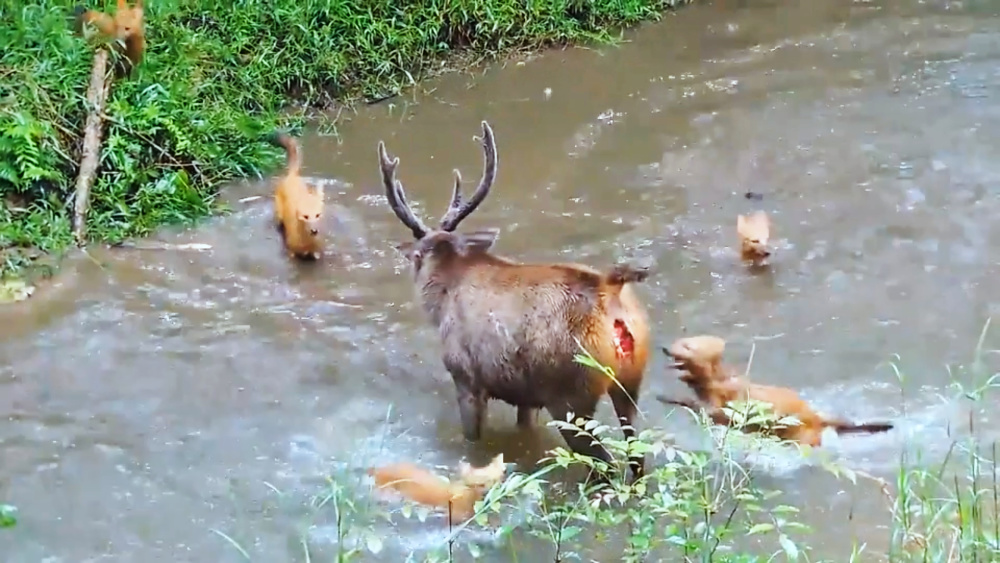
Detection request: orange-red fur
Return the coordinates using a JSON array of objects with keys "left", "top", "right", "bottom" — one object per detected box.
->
[
  {"left": 368, "top": 453, "right": 508, "bottom": 522},
  {"left": 657, "top": 335, "right": 893, "bottom": 447},
  {"left": 737, "top": 210, "right": 771, "bottom": 264},
  {"left": 74, "top": 0, "right": 145, "bottom": 77},
  {"left": 270, "top": 133, "right": 325, "bottom": 261}
]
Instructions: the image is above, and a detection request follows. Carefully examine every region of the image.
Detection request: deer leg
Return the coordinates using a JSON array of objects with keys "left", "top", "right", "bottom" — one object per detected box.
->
[
  {"left": 609, "top": 383, "right": 645, "bottom": 482},
  {"left": 452, "top": 377, "right": 486, "bottom": 441},
  {"left": 516, "top": 406, "right": 538, "bottom": 428}
]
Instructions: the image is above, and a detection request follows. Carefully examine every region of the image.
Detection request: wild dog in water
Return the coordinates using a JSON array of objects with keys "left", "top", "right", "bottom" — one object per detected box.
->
[
  {"left": 74, "top": 0, "right": 146, "bottom": 77},
  {"left": 376, "top": 121, "right": 651, "bottom": 482},
  {"left": 656, "top": 335, "right": 893, "bottom": 447},
  {"left": 369, "top": 453, "right": 508, "bottom": 522},
  {"left": 268, "top": 132, "right": 325, "bottom": 261},
  {"left": 736, "top": 210, "right": 772, "bottom": 265}
]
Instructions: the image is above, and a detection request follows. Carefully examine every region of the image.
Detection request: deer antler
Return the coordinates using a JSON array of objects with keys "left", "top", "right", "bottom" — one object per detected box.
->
[
  {"left": 439, "top": 121, "right": 497, "bottom": 232},
  {"left": 378, "top": 141, "right": 429, "bottom": 239}
]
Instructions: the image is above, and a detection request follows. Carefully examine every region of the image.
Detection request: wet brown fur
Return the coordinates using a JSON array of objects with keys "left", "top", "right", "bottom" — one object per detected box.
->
[
  {"left": 74, "top": 0, "right": 145, "bottom": 77},
  {"left": 656, "top": 335, "right": 893, "bottom": 447},
  {"left": 377, "top": 122, "right": 651, "bottom": 481},
  {"left": 737, "top": 210, "right": 772, "bottom": 264},
  {"left": 368, "top": 453, "right": 508, "bottom": 522},
  {"left": 269, "top": 132, "right": 325, "bottom": 261}
]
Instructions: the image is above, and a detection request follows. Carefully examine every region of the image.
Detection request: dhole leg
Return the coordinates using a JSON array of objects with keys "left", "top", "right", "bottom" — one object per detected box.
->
[
  {"left": 516, "top": 407, "right": 537, "bottom": 428},
  {"left": 453, "top": 380, "right": 486, "bottom": 441},
  {"left": 609, "top": 384, "right": 645, "bottom": 482}
]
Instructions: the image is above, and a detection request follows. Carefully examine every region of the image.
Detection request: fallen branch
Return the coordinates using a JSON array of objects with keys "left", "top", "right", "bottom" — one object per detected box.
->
[
  {"left": 73, "top": 48, "right": 113, "bottom": 246},
  {"left": 111, "top": 241, "right": 213, "bottom": 251}
]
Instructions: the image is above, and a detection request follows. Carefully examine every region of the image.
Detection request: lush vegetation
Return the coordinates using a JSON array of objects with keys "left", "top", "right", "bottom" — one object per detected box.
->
[{"left": 0, "top": 0, "right": 690, "bottom": 278}]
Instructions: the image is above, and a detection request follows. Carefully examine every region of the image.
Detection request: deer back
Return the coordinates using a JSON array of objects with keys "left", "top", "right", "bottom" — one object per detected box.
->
[{"left": 429, "top": 257, "right": 649, "bottom": 389}]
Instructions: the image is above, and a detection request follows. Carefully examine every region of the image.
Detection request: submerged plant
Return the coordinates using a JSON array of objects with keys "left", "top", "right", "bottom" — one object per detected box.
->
[{"left": 0, "top": 503, "right": 17, "bottom": 528}]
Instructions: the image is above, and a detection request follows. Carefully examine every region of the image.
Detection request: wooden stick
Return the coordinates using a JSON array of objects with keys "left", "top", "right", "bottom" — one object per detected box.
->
[{"left": 73, "top": 48, "right": 113, "bottom": 246}]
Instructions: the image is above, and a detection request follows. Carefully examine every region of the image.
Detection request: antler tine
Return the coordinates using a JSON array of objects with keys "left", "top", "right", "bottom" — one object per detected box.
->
[
  {"left": 378, "top": 141, "right": 428, "bottom": 239},
  {"left": 439, "top": 121, "right": 498, "bottom": 232},
  {"left": 442, "top": 168, "right": 463, "bottom": 219}
]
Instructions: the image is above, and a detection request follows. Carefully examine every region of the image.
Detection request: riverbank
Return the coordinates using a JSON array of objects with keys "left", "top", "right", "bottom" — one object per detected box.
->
[{"left": 0, "top": 0, "right": 692, "bottom": 280}]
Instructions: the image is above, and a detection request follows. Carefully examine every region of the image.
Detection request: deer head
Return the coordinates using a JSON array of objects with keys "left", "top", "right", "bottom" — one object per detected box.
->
[{"left": 377, "top": 121, "right": 500, "bottom": 278}]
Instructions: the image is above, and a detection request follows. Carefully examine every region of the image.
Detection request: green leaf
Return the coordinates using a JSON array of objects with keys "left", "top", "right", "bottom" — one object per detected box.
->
[
  {"left": 747, "top": 523, "right": 774, "bottom": 535},
  {"left": 559, "top": 525, "right": 582, "bottom": 542},
  {"left": 364, "top": 533, "right": 383, "bottom": 554},
  {"left": 0, "top": 504, "right": 17, "bottom": 528},
  {"left": 778, "top": 534, "right": 800, "bottom": 561}
]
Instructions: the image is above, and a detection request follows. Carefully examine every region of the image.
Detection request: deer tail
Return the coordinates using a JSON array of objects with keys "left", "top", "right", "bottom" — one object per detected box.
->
[
  {"left": 268, "top": 132, "right": 302, "bottom": 176},
  {"left": 827, "top": 419, "right": 894, "bottom": 435}
]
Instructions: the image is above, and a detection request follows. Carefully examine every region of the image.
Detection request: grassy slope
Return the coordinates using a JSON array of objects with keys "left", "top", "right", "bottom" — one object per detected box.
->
[{"left": 0, "top": 0, "right": 690, "bottom": 277}]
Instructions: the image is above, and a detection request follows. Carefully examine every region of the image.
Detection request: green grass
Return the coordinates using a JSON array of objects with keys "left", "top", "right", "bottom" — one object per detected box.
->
[{"left": 0, "top": 0, "right": 692, "bottom": 279}]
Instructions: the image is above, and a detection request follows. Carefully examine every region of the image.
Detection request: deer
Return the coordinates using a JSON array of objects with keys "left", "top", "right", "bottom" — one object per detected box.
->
[{"left": 377, "top": 121, "right": 652, "bottom": 482}]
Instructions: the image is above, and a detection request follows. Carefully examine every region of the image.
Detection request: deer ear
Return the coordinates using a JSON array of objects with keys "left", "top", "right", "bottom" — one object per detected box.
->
[{"left": 460, "top": 229, "right": 500, "bottom": 254}]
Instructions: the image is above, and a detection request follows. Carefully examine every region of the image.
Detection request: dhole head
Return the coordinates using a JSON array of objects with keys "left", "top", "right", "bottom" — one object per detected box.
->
[
  {"left": 115, "top": 0, "right": 143, "bottom": 37},
  {"left": 377, "top": 121, "right": 498, "bottom": 280},
  {"left": 737, "top": 211, "right": 771, "bottom": 260},
  {"left": 296, "top": 187, "right": 325, "bottom": 237},
  {"left": 458, "top": 453, "right": 509, "bottom": 488},
  {"left": 662, "top": 335, "right": 726, "bottom": 379}
]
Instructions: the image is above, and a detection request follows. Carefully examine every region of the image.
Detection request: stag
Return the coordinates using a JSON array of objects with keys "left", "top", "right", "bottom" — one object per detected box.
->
[{"left": 377, "top": 121, "right": 651, "bottom": 480}]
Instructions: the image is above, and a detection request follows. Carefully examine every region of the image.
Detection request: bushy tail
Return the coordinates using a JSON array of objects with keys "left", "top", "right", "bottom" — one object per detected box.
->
[
  {"left": 73, "top": 7, "right": 115, "bottom": 36},
  {"left": 268, "top": 132, "right": 302, "bottom": 176},
  {"left": 827, "top": 419, "right": 894, "bottom": 435},
  {"left": 604, "top": 264, "right": 650, "bottom": 287}
]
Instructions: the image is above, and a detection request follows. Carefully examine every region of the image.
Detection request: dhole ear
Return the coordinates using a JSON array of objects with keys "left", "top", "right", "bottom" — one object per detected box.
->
[
  {"left": 394, "top": 241, "right": 415, "bottom": 256},
  {"left": 118, "top": 0, "right": 127, "bottom": 10},
  {"left": 460, "top": 229, "right": 500, "bottom": 254},
  {"left": 737, "top": 214, "right": 747, "bottom": 232}
]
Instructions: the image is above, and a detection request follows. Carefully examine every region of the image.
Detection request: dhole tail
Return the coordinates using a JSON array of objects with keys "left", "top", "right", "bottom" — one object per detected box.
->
[
  {"left": 828, "top": 420, "right": 894, "bottom": 435},
  {"left": 268, "top": 132, "right": 302, "bottom": 176},
  {"left": 604, "top": 264, "right": 651, "bottom": 288},
  {"left": 73, "top": 7, "right": 113, "bottom": 36}
]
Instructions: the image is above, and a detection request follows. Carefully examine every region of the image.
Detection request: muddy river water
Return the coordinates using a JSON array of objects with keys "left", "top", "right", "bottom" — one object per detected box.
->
[{"left": 5, "top": 0, "right": 1000, "bottom": 560}]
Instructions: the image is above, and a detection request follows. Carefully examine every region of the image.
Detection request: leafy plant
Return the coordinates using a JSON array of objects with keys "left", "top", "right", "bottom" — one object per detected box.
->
[{"left": 0, "top": 0, "right": 694, "bottom": 277}]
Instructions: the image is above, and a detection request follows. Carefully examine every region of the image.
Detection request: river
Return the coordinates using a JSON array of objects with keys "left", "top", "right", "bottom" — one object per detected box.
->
[{"left": 4, "top": 0, "right": 1000, "bottom": 560}]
